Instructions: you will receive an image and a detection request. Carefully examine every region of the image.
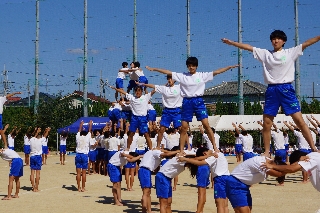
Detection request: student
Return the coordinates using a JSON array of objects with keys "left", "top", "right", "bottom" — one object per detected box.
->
[
  {"left": 138, "top": 74, "right": 183, "bottom": 147},
  {"left": 30, "top": 127, "right": 49, "bottom": 192},
  {"left": 88, "top": 133, "right": 97, "bottom": 175},
  {"left": 109, "top": 85, "right": 155, "bottom": 150},
  {"left": 75, "top": 120, "right": 93, "bottom": 192},
  {"left": 138, "top": 148, "right": 179, "bottom": 213},
  {"left": 199, "top": 125, "right": 220, "bottom": 150},
  {"left": 261, "top": 150, "right": 320, "bottom": 192},
  {"left": 232, "top": 123, "right": 254, "bottom": 161},
  {"left": 147, "top": 102, "right": 157, "bottom": 131},
  {"left": 115, "top": 62, "right": 129, "bottom": 101},
  {"left": 8, "top": 126, "right": 20, "bottom": 150},
  {"left": 229, "top": 130, "right": 243, "bottom": 163},
  {"left": 107, "top": 150, "right": 143, "bottom": 206},
  {"left": 179, "top": 147, "right": 230, "bottom": 213},
  {"left": 270, "top": 123, "right": 286, "bottom": 163},
  {"left": 0, "top": 148, "right": 23, "bottom": 200},
  {"left": 146, "top": 57, "right": 238, "bottom": 153},
  {"left": 41, "top": 127, "right": 51, "bottom": 165},
  {"left": 127, "top": 62, "right": 139, "bottom": 94},
  {"left": 23, "top": 127, "right": 33, "bottom": 166},
  {"left": 132, "top": 61, "right": 149, "bottom": 94},
  {"left": 124, "top": 129, "right": 139, "bottom": 191},
  {"left": 226, "top": 156, "right": 286, "bottom": 213},
  {"left": 120, "top": 97, "right": 132, "bottom": 125},
  {"left": 222, "top": 31, "right": 320, "bottom": 156},
  {"left": 59, "top": 129, "right": 69, "bottom": 165},
  {"left": 94, "top": 129, "right": 104, "bottom": 175},
  {"left": 162, "top": 128, "right": 180, "bottom": 151}
]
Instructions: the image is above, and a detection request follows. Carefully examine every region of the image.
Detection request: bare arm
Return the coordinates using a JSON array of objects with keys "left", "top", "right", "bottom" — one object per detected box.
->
[
  {"left": 232, "top": 122, "right": 240, "bottom": 134},
  {"left": 88, "top": 120, "right": 93, "bottom": 133},
  {"left": 306, "top": 115, "right": 318, "bottom": 128},
  {"left": 43, "top": 127, "right": 51, "bottom": 138},
  {"left": 179, "top": 157, "right": 207, "bottom": 166},
  {"left": 221, "top": 38, "right": 253, "bottom": 52},
  {"left": 283, "top": 121, "right": 294, "bottom": 132},
  {"left": 311, "top": 115, "right": 320, "bottom": 125},
  {"left": 145, "top": 66, "right": 172, "bottom": 75},
  {"left": 302, "top": 35, "right": 320, "bottom": 51},
  {"left": 238, "top": 124, "right": 246, "bottom": 131},
  {"left": 198, "top": 125, "right": 205, "bottom": 135},
  {"left": 257, "top": 121, "right": 263, "bottom": 128},
  {"left": 212, "top": 65, "right": 239, "bottom": 77},
  {"left": 109, "top": 86, "right": 127, "bottom": 95},
  {"left": 272, "top": 123, "right": 278, "bottom": 132},
  {"left": 78, "top": 121, "right": 84, "bottom": 133},
  {"left": 135, "top": 82, "right": 155, "bottom": 89},
  {"left": 6, "top": 92, "right": 21, "bottom": 98}
]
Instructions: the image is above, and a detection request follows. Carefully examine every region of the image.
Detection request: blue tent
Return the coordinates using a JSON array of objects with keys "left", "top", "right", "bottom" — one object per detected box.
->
[{"left": 57, "top": 117, "right": 110, "bottom": 134}]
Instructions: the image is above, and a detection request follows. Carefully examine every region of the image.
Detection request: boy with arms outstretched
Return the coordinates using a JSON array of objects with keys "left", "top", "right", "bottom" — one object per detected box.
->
[
  {"left": 146, "top": 57, "right": 238, "bottom": 154},
  {"left": 222, "top": 31, "right": 320, "bottom": 156}
]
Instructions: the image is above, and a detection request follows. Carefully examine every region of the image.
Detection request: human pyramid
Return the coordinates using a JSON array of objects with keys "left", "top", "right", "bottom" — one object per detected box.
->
[{"left": 1, "top": 30, "right": 320, "bottom": 213}]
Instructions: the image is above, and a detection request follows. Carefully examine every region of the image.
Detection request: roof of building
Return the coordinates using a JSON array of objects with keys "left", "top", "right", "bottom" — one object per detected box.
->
[
  {"left": 204, "top": 80, "right": 267, "bottom": 96},
  {"left": 6, "top": 92, "right": 56, "bottom": 106},
  {"left": 62, "top": 91, "right": 111, "bottom": 103}
]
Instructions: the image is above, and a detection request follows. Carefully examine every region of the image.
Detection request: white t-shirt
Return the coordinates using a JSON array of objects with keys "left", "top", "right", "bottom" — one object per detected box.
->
[
  {"left": 42, "top": 137, "right": 48, "bottom": 146},
  {"left": 108, "top": 137, "right": 120, "bottom": 151},
  {"left": 214, "top": 133, "right": 220, "bottom": 149},
  {"left": 188, "top": 135, "right": 193, "bottom": 145},
  {"left": 135, "top": 69, "right": 145, "bottom": 77},
  {"left": 60, "top": 136, "right": 67, "bottom": 146},
  {"left": 271, "top": 130, "right": 285, "bottom": 150},
  {"left": 159, "top": 157, "right": 185, "bottom": 179},
  {"left": 205, "top": 153, "right": 230, "bottom": 178},
  {"left": 150, "top": 137, "right": 157, "bottom": 149},
  {"left": 76, "top": 132, "right": 91, "bottom": 154},
  {"left": 136, "top": 136, "right": 147, "bottom": 150},
  {"left": 203, "top": 133, "right": 213, "bottom": 150},
  {"left": 163, "top": 132, "right": 180, "bottom": 150},
  {"left": 235, "top": 135, "right": 243, "bottom": 145},
  {"left": 0, "top": 149, "right": 21, "bottom": 161},
  {"left": 0, "top": 96, "right": 6, "bottom": 114},
  {"left": 171, "top": 72, "right": 213, "bottom": 97},
  {"left": 114, "top": 102, "right": 122, "bottom": 111},
  {"left": 294, "top": 130, "right": 311, "bottom": 150},
  {"left": 129, "top": 71, "right": 139, "bottom": 81},
  {"left": 126, "top": 93, "right": 152, "bottom": 116},
  {"left": 298, "top": 152, "right": 320, "bottom": 192},
  {"left": 252, "top": 44, "right": 303, "bottom": 84},
  {"left": 123, "top": 134, "right": 128, "bottom": 150},
  {"left": 109, "top": 151, "right": 129, "bottom": 167},
  {"left": 240, "top": 134, "right": 253, "bottom": 153},
  {"left": 30, "top": 137, "right": 44, "bottom": 156},
  {"left": 139, "top": 150, "right": 162, "bottom": 171},
  {"left": 24, "top": 135, "right": 31, "bottom": 146},
  {"left": 7, "top": 134, "right": 15, "bottom": 147},
  {"left": 284, "top": 135, "right": 289, "bottom": 145},
  {"left": 156, "top": 134, "right": 166, "bottom": 148},
  {"left": 117, "top": 68, "right": 128, "bottom": 79},
  {"left": 148, "top": 103, "right": 155, "bottom": 111},
  {"left": 89, "top": 138, "right": 97, "bottom": 151},
  {"left": 231, "top": 156, "right": 268, "bottom": 185},
  {"left": 121, "top": 102, "right": 131, "bottom": 111},
  {"left": 155, "top": 84, "right": 183, "bottom": 108}
]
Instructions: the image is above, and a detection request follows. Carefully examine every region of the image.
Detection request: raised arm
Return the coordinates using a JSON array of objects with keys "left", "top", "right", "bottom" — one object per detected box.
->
[
  {"left": 43, "top": 127, "right": 51, "bottom": 138},
  {"left": 212, "top": 65, "right": 239, "bottom": 77},
  {"left": 289, "top": 122, "right": 298, "bottom": 130},
  {"left": 198, "top": 125, "right": 205, "bottom": 135},
  {"left": 9, "top": 126, "right": 17, "bottom": 135},
  {"left": 311, "top": 115, "right": 320, "bottom": 126},
  {"left": 109, "top": 86, "right": 127, "bottom": 95},
  {"left": 302, "top": 35, "right": 320, "bottom": 51},
  {"left": 306, "top": 115, "right": 318, "bottom": 129},
  {"left": 135, "top": 81, "right": 156, "bottom": 89},
  {"left": 232, "top": 122, "right": 240, "bottom": 135},
  {"left": 283, "top": 121, "right": 294, "bottom": 132},
  {"left": 88, "top": 120, "right": 93, "bottom": 133},
  {"left": 238, "top": 124, "right": 246, "bottom": 131},
  {"left": 221, "top": 38, "right": 253, "bottom": 52},
  {"left": 3, "top": 124, "right": 9, "bottom": 133},
  {"left": 6, "top": 92, "right": 21, "bottom": 99},
  {"left": 78, "top": 121, "right": 84, "bottom": 133},
  {"left": 145, "top": 66, "right": 173, "bottom": 75},
  {"left": 272, "top": 123, "right": 278, "bottom": 132},
  {"left": 257, "top": 121, "right": 263, "bottom": 128}
]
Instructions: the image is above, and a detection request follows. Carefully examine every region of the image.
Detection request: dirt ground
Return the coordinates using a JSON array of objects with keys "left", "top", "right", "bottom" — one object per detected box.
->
[{"left": 0, "top": 153, "right": 319, "bottom": 213}]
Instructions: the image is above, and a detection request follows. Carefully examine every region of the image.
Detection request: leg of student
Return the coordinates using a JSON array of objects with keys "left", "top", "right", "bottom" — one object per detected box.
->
[
  {"left": 167, "top": 197, "right": 172, "bottom": 213},
  {"left": 173, "top": 176, "right": 178, "bottom": 191},
  {"left": 81, "top": 168, "right": 86, "bottom": 191},
  {"left": 127, "top": 131, "right": 135, "bottom": 150},
  {"left": 14, "top": 177, "right": 20, "bottom": 198},
  {"left": 63, "top": 153, "right": 65, "bottom": 165},
  {"left": 234, "top": 206, "right": 251, "bottom": 213},
  {"left": 34, "top": 170, "right": 40, "bottom": 192},
  {"left": 157, "top": 126, "right": 166, "bottom": 147},
  {"left": 215, "top": 198, "right": 228, "bottom": 213},
  {"left": 291, "top": 112, "right": 316, "bottom": 150},
  {"left": 159, "top": 198, "right": 168, "bottom": 213},
  {"left": 179, "top": 121, "right": 189, "bottom": 152},
  {"left": 125, "top": 167, "right": 130, "bottom": 190},
  {"left": 3, "top": 176, "right": 15, "bottom": 200},
  {"left": 60, "top": 153, "right": 62, "bottom": 164},
  {"left": 262, "top": 114, "right": 274, "bottom": 156},
  {"left": 112, "top": 182, "right": 122, "bottom": 205},
  {"left": 197, "top": 187, "right": 206, "bottom": 213},
  {"left": 141, "top": 188, "right": 151, "bottom": 213},
  {"left": 130, "top": 167, "right": 135, "bottom": 191},
  {"left": 144, "top": 132, "right": 153, "bottom": 150},
  {"left": 76, "top": 168, "right": 81, "bottom": 192},
  {"left": 117, "top": 182, "right": 123, "bottom": 205},
  {"left": 224, "top": 198, "right": 229, "bottom": 213},
  {"left": 202, "top": 118, "right": 217, "bottom": 151}
]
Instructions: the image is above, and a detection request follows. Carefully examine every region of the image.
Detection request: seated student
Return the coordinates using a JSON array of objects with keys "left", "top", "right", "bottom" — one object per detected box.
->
[
  {"left": 0, "top": 148, "right": 23, "bottom": 200},
  {"left": 226, "top": 156, "right": 286, "bottom": 213},
  {"left": 179, "top": 147, "right": 230, "bottom": 213},
  {"left": 107, "top": 150, "right": 143, "bottom": 206},
  {"left": 262, "top": 150, "right": 320, "bottom": 192}
]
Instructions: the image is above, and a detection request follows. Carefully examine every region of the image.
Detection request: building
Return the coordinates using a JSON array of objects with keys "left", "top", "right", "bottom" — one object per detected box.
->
[{"left": 62, "top": 91, "right": 111, "bottom": 110}]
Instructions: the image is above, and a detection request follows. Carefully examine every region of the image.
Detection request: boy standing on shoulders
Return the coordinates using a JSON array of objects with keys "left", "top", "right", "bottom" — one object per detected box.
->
[{"left": 222, "top": 31, "right": 320, "bottom": 156}]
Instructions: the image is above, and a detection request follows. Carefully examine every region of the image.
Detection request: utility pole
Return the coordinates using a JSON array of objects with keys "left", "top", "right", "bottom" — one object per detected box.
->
[
  {"left": 294, "top": 0, "right": 301, "bottom": 104},
  {"left": 238, "top": 0, "right": 244, "bottom": 115},
  {"left": 83, "top": 0, "right": 88, "bottom": 117},
  {"left": 186, "top": 0, "right": 191, "bottom": 58},
  {"left": 34, "top": 0, "right": 40, "bottom": 114},
  {"left": 133, "top": 0, "right": 137, "bottom": 61},
  {"left": 2, "top": 64, "right": 14, "bottom": 95},
  {"left": 27, "top": 81, "right": 31, "bottom": 108}
]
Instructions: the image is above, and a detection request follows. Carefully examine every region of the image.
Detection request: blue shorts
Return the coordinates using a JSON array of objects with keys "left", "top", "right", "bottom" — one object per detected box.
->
[
  {"left": 107, "top": 163, "right": 122, "bottom": 183},
  {"left": 181, "top": 97, "right": 208, "bottom": 122},
  {"left": 75, "top": 153, "right": 88, "bottom": 169},
  {"left": 108, "top": 110, "right": 113, "bottom": 120},
  {"left": 138, "top": 167, "right": 152, "bottom": 188},
  {"left": 108, "top": 150, "right": 117, "bottom": 162},
  {"left": 235, "top": 144, "right": 242, "bottom": 154},
  {"left": 196, "top": 165, "right": 210, "bottom": 188},
  {"left": 8, "top": 146, "right": 14, "bottom": 150},
  {"left": 243, "top": 152, "right": 255, "bottom": 161},
  {"left": 24, "top": 145, "right": 31, "bottom": 154},
  {"left": 42, "top": 146, "right": 49, "bottom": 154},
  {"left": 160, "top": 159, "right": 168, "bottom": 167},
  {"left": 127, "top": 80, "right": 137, "bottom": 90},
  {"left": 124, "top": 161, "right": 136, "bottom": 168},
  {"left": 110, "top": 109, "right": 121, "bottom": 122},
  {"left": 0, "top": 114, "right": 3, "bottom": 129},
  {"left": 147, "top": 110, "right": 157, "bottom": 122},
  {"left": 155, "top": 172, "right": 172, "bottom": 199},
  {"left": 213, "top": 175, "right": 228, "bottom": 199},
  {"left": 300, "top": 149, "right": 311, "bottom": 154},
  {"left": 122, "top": 110, "right": 132, "bottom": 120},
  {"left": 88, "top": 150, "right": 97, "bottom": 162},
  {"left": 160, "top": 107, "right": 182, "bottom": 128},
  {"left": 10, "top": 158, "right": 23, "bottom": 177},
  {"left": 275, "top": 149, "right": 287, "bottom": 163},
  {"left": 226, "top": 176, "right": 252, "bottom": 208},
  {"left": 264, "top": 83, "right": 300, "bottom": 116},
  {"left": 60, "top": 145, "right": 67, "bottom": 154},
  {"left": 30, "top": 155, "right": 42, "bottom": 170},
  {"left": 116, "top": 78, "right": 124, "bottom": 89},
  {"left": 139, "top": 76, "right": 148, "bottom": 84},
  {"left": 136, "top": 149, "right": 147, "bottom": 155},
  {"left": 129, "top": 115, "right": 149, "bottom": 134},
  {"left": 96, "top": 148, "right": 104, "bottom": 161},
  {"left": 284, "top": 144, "right": 289, "bottom": 151}
]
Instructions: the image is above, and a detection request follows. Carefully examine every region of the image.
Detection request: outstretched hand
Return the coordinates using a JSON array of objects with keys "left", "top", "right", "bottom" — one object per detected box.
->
[{"left": 221, "top": 38, "right": 233, "bottom": 45}]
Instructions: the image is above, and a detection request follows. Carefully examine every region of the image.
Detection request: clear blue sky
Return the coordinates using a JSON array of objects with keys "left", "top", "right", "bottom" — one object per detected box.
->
[{"left": 1, "top": 0, "right": 319, "bottom": 102}]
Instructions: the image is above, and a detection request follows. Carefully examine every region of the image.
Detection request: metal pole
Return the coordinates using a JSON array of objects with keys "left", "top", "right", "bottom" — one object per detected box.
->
[
  {"left": 34, "top": 0, "right": 40, "bottom": 114},
  {"left": 133, "top": 0, "right": 138, "bottom": 61},
  {"left": 83, "top": 0, "right": 88, "bottom": 117},
  {"left": 294, "top": 0, "right": 301, "bottom": 104},
  {"left": 238, "top": 0, "right": 244, "bottom": 115},
  {"left": 186, "top": 0, "right": 191, "bottom": 58}
]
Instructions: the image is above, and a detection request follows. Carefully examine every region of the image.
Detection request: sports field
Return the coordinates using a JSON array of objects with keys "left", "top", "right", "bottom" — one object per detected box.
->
[{"left": 0, "top": 153, "right": 319, "bottom": 213}]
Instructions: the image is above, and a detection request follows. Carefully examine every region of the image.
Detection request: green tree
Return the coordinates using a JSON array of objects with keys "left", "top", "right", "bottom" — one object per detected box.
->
[
  {"left": 244, "top": 101, "right": 253, "bottom": 115},
  {"left": 154, "top": 103, "right": 163, "bottom": 116},
  {"left": 252, "top": 101, "right": 263, "bottom": 115},
  {"left": 309, "top": 99, "right": 320, "bottom": 114},
  {"left": 301, "top": 99, "right": 310, "bottom": 113}
]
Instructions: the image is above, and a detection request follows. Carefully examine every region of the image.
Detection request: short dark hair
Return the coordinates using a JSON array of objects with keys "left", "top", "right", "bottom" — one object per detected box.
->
[
  {"left": 134, "top": 85, "right": 143, "bottom": 92},
  {"left": 241, "top": 130, "right": 248, "bottom": 136},
  {"left": 289, "top": 150, "right": 307, "bottom": 164},
  {"left": 274, "top": 156, "right": 287, "bottom": 184},
  {"left": 166, "top": 74, "right": 172, "bottom": 80},
  {"left": 196, "top": 147, "right": 209, "bottom": 157},
  {"left": 80, "top": 130, "right": 88, "bottom": 136},
  {"left": 235, "top": 133, "right": 239, "bottom": 137},
  {"left": 134, "top": 61, "right": 140, "bottom": 68},
  {"left": 186, "top": 57, "right": 198, "bottom": 67},
  {"left": 270, "top": 30, "right": 287, "bottom": 47},
  {"left": 122, "top": 62, "right": 128, "bottom": 67},
  {"left": 171, "top": 146, "right": 180, "bottom": 151},
  {"left": 211, "top": 127, "right": 216, "bottom": 133}
]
